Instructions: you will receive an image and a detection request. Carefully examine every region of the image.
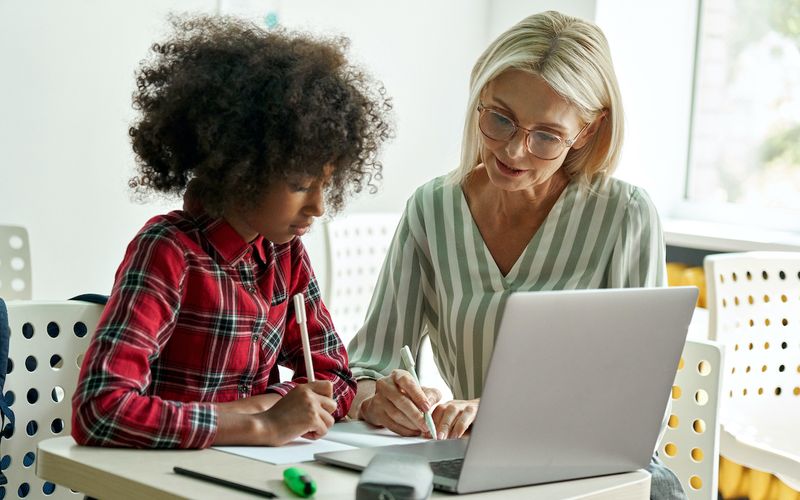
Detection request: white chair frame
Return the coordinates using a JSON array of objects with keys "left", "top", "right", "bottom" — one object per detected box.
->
[
  {"left": 0, "top": 226, "right": 32, "bottom": 300},
  {"left": 705, "top": 251, "right": 800, "bottom": 492},
  {"left": 2, "top": 301, "right": 103, "bottom": 499}
]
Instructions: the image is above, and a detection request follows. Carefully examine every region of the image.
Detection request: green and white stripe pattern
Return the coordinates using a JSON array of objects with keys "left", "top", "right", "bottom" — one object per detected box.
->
[{"left": 348, "top": 174, "right": 666, "bottom": 399}]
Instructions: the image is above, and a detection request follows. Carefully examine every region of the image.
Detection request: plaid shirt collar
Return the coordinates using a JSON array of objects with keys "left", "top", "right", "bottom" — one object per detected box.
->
[{"left": 189, "top": 212, "right": 270, "bottom": 266}]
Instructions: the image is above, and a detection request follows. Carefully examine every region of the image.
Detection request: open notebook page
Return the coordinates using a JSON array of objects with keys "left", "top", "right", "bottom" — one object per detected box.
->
[{"left": 213, "top": 420, "right": 428, "bottom": 464}]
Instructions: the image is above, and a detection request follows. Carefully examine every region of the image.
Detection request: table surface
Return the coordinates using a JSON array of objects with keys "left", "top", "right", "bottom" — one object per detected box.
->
[{"left": 37, "top": 437, "right": 651, "bottom": 499}]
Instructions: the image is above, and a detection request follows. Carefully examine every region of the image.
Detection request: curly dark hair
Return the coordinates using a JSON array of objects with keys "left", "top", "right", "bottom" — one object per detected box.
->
[{"left": 129, "top": 15, "right": 392, "bottom": 215}]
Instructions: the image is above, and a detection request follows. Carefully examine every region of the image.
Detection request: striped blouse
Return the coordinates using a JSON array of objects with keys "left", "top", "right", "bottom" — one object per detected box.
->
[{"left": 348, "top": 174, "right": 667, "bottom": 399}]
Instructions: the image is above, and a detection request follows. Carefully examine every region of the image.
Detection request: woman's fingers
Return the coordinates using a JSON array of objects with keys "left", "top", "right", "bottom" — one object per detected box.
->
[
  {"left": 431, "top": 400, "right": 479, "bottom": 439},
  {"left": 450, "top": 404, "right": 477, "bottom": 438},
  {"left": 433, "top": 403, "right": 461, "bottom": 440},
  {"left": 422, "top": 386, "right": 443, "bottom": 406},
  {"left": 374, "top": 372, "right": 427, "bottom": 431},
  {"left": 391, "top": 370, "right": 431, "bottom": 412},
  {"left": 377, "top": 408, "right": 422, "bottom": 437},
  {"left": 384, "top": 392, "right": 427, "bottom": 431}
]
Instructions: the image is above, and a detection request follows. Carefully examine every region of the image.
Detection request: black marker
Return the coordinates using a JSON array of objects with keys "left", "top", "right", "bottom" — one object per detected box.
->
[{"left": 173, "top": 466, "right": 276, "bottom": 498}]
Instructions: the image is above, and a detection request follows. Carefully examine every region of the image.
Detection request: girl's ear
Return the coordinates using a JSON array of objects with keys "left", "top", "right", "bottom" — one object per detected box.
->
[{"left": 572, "top": 111, "right": 607, "bottom": 150}]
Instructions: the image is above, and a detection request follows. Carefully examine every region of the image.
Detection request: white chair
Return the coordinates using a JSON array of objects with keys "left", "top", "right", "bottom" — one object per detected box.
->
[
  {"left": 322, "top": 212, "right": 454, "bottom": 401},
  {"left": 658, "top": 339, "right": 724, "bottom": 500},
  {"left": 704, "top": 252, "right": 800, "bottom": 492},
  {"left": 0, "top": 226, "right": 32, "bottom": 300},
  {"left": 2, "top": 301, "right": 103, "bottom": 499},
  {"left": 322, "top": 212, "right": 402, "bottom": 347}
]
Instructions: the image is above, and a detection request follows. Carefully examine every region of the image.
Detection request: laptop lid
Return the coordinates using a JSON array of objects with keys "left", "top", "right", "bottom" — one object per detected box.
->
[
  {"left": 455, "top": 286, "right": 697, "bottom": 493},
  {"left": 317, "top": 287, "right": 697, "bottom": 494}
]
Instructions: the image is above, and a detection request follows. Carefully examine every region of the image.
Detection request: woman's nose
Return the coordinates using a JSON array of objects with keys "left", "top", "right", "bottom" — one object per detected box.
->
[{"left": 504, "top": 131, "right": 528, "bottom": 160}]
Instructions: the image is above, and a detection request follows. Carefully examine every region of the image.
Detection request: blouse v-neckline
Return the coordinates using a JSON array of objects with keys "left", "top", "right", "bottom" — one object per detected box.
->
[{"left": 457, "top": 180, "right": 574, "bottom": 285}]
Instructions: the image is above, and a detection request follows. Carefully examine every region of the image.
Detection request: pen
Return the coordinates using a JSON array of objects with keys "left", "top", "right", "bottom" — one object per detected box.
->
[
  {"left": 173, "top": 466, "right": 276, "bottom": 498},
  {"left": 283, "top": 466, "right": 317, "bottom": 497},
  {"left": 400, "top": 345, "right": 438, "bottom": 440},
  {"left": 293, "top": 293, "right": 315, "bottom": 382}
]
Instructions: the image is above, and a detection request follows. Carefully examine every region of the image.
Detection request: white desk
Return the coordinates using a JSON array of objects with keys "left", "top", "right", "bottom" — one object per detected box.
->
[{"left": 37, "top": 437, "right": 650, "bottom": 499}]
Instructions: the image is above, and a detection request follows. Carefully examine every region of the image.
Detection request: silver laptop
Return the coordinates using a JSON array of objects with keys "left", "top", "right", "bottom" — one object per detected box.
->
[{"left": 317, "top": 287, "right": 698, "bottom": 494}]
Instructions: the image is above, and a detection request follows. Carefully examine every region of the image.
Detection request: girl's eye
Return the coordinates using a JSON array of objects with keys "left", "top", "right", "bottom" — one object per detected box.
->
[{"left": 290, "top": 183, "right": 312, "bottom": 192}]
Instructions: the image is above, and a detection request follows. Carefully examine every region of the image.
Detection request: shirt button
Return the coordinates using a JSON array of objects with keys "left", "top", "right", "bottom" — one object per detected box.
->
[
  {"left": 251, "top": 334, "right": 259, "bottom": 343},
  {"left": 246, "top": 285, "right": 256, "bottom": 294}
]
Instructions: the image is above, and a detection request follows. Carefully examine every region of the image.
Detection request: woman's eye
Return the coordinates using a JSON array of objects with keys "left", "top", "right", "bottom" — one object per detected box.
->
[
  {"left": 490, "top": 111, "right": 515, "bottom": 129},
  {"left": 290, "top": 183, "right": 312, "bottom": 192},
  {"left": 532, "top": 130, "right": 561, "bottom": 144}
]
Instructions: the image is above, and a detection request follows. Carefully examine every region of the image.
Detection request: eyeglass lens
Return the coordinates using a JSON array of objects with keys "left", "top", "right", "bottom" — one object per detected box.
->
[{"left": 479, "top": 108, "right": 565, "bottom": 160}]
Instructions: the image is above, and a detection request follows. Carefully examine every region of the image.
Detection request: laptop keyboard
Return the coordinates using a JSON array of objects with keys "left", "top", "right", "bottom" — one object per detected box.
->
[{"left": 429, "top": 458, "right": 464, "bottom": 479}]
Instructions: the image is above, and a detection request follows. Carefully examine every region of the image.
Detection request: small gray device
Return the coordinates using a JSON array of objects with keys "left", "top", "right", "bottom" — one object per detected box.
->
[{"left": 356, "top": 453, "right": 433, "bottom": 500}]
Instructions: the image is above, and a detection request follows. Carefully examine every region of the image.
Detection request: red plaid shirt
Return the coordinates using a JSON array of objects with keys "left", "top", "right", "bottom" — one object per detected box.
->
[{"left": 72, "top": 211, "right": 355, "bottom": 448}]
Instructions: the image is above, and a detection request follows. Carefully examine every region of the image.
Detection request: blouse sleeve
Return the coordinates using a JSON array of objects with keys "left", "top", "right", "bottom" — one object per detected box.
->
[
  {"left": 348, "top": 193, "right": 437, "bottom": 380},
  {"left": 608, "top": 187, "right": 667, "bottom": 288}
]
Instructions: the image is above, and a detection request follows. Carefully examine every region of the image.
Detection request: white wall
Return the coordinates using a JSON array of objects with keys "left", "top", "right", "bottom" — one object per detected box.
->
[
  {"left": 487, "top": 0, "right": 596, "bottom": 39},
  {"left": 0, "top": 0, "right": 215, "bottom": 300},
  {"left": 0, "top": 0, "right": 490, "bottom": 299},
  {"left": 1, "top": 0, "right": 690, "bottom": 301}
]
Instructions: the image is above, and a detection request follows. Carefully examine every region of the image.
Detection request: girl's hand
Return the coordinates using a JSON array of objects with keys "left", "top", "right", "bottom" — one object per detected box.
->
[{"left": 257, "top": 381, "right": 337, "bottom": 445}]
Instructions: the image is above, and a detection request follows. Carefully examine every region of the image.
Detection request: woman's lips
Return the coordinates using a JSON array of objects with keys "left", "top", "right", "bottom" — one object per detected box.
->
[{"left": 496, "top": 158, "right": 526, "bottom": 177}]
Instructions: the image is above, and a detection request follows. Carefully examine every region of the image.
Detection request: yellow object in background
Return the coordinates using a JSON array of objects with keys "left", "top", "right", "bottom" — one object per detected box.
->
[
  {"left": 666, "top": 262, "right": 707, "bottom": 308},
  {"left": 666, "top": 262, "right": 688, "bottom": 285},
  {"left": 719, "top": 456, "right": 800, "bottom": 499}
]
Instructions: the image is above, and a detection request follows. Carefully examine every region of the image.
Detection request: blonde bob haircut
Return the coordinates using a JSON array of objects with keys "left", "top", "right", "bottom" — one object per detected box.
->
[{"left": 450, "top": 10, "right": 623, "bottom": 188}]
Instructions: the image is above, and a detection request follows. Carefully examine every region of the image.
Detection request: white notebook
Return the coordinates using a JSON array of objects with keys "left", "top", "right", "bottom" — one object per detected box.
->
[{"left": 213, "top": 421, "right": 427, "bottom": 464}]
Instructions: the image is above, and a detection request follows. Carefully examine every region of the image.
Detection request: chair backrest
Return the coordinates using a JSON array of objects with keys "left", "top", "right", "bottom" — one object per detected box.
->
[
  {"left": 2, "top": 301, "right": 103, "bottom": 499},
  {"left": 0, "top": 226, "right": 32, "bottom": 300},
  {"left": 658, "top": 339, "right": 724, "bottom": 500},
  {"left": 704, "top": 252, "right": 800, "bottom": 428},
  {"left": 323, "top": 212, "right": 401, "bottom": 347}
]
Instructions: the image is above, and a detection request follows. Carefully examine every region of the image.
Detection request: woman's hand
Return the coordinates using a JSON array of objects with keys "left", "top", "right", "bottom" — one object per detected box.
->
[
  {"left": 359, "top": 369, "right": 442, "bottom": 437},
  {"left": 257, "top": 381, "right": 337, "bottom": 445},
  {"left": 431, "top": 399, "right": 479, "bottom": 439}
]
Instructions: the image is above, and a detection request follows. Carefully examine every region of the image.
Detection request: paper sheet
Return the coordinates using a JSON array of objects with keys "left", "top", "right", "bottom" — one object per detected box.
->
[
  {"left": 214, "top": 438, "right": 355, "bottom": 464},
  {"left": 324, "top": 421, "right": 428, "bottom": 448},
  {"left": 212, "top": 421, "right": 429, "bottom": 464}
]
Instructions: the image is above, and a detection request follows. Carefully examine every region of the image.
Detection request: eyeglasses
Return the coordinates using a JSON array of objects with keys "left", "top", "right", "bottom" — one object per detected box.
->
[{"left": 477, "top": 102, "right": 589, "bottom": 161}]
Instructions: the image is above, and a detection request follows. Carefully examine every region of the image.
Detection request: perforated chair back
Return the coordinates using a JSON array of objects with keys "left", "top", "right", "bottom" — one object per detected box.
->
[
  {"left": 323, "top": 212, "right": 401, "bottom": 346},
  {"left": 2, "top": 301, "right": 103, "bottom": 499},
  {"left": 704, "top": 252, "right": 800, "bottom": 490},
  {"left": 0, "top": 226, "right": 32, "bottom": 300},
  {"left": 658, "top": 339, "right": 723, "bottom": 500}
]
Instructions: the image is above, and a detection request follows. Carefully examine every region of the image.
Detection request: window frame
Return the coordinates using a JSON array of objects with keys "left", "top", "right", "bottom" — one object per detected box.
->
[{"left": 677, "top": 0, "right": 800, "bottom": 235}]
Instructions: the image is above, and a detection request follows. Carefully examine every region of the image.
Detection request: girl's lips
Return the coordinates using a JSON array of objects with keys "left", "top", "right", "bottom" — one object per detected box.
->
[
  {"left": 292, "top": 225, "right": 310, "bottom": 236},
  {"left": 496, "top": 158, "right": 526, "bottom": 177}
]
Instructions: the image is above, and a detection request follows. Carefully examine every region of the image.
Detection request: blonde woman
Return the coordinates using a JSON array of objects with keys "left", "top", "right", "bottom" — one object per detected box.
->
[{"left": 348, "top": 11, "right": 685, "bottom": 499}]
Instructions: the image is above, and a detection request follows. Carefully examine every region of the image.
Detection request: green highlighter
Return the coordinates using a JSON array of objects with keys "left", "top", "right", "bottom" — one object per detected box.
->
[{"left": 283, "top": 467, "right": 316, "bottom": 497}]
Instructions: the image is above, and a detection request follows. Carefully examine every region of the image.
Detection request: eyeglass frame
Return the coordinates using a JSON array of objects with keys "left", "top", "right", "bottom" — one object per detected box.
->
[{"left": 476, "top": 102, "right": 590, "bottom": 160}]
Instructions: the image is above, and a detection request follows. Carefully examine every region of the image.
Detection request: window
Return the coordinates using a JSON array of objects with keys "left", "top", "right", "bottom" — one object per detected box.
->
[{"left": 686, "top": 0, "right": 800, "bottom": 225}]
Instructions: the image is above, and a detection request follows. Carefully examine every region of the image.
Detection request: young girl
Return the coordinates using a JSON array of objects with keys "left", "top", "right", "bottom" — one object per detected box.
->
[{"left": 72, "top": 15, "right": 391, "bottom": 448}]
